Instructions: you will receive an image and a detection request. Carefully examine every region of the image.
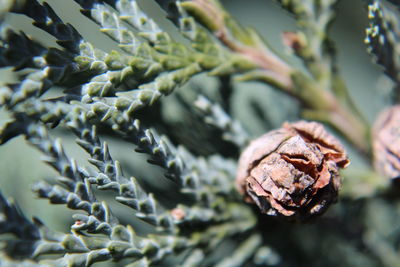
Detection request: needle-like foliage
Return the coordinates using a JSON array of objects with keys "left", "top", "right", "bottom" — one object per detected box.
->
[{"left": 1, "top": 0, "right": 400, "bottom": 266}]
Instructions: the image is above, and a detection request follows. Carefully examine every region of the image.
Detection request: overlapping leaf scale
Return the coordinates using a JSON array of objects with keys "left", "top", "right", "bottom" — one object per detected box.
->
[{"left": 366, "top": 0, "right": 400, "bottom": 84}]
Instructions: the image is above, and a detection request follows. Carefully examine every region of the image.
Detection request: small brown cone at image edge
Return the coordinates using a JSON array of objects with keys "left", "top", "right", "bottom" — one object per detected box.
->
[
  {"left": 236, "top": 121, "right": 350, "bottom": 222},
  {"left": 373, "top": 105, "right": 400, "bottom": 180}
]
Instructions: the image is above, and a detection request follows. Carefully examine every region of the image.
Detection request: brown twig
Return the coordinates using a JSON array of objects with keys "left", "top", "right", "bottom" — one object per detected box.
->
[{"left": 181, "top": 0, "right": 371, "bottom": 157}]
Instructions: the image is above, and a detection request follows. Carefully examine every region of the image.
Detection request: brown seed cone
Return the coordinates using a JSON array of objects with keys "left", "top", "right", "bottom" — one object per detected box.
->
[
  {"left": 236, "top": 121, "right": 350, "bottom": 221},
  {"left": 373, "top": 105, "right": 400, "bottom": 179}
]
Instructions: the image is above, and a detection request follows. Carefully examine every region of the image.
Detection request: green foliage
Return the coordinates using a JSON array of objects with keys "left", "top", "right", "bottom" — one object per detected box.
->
[
  {"left": 0, "top": 0, "right": 399, "bottom": 266},
  {"left": 366, "top": 0, "right": 400, "bottom": 95}
]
